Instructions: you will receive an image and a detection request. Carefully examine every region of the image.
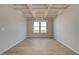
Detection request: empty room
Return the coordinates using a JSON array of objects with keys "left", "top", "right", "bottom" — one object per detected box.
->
[{"left": 0, "top": 4, "right": 79, "bottom": 55}]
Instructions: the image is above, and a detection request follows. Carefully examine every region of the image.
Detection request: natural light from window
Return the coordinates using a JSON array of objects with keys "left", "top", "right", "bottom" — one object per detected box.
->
[{"left": 33, "top": 21, "right": 47, "bottom": 33}]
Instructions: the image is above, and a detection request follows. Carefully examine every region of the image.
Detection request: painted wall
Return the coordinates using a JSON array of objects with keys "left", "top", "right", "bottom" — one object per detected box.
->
[
  {"left": 54, "top": 5, "right": 79, "bottom": 54},
  {"left": 0, "top": 5, "right": 27, "bottom": 54},
  {"left": 27, "top": 19, "right": 53, "bottom": 38}
]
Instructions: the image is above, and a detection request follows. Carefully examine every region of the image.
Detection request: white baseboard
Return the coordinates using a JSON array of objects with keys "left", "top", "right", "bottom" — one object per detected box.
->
[
  {"left": 0, "top": 37, "right": 27, "bottom": 54},
  {"left": 56, "top": 39, "right": 79, "bottom": 55}
]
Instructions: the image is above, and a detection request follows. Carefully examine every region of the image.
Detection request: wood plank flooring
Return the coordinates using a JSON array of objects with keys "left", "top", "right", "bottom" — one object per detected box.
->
[{"left": 3, "top": 38, "right": 77, "bottom": 55}]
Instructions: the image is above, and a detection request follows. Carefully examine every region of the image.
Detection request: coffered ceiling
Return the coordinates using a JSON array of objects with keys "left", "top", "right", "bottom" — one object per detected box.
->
[{"left": 13, "top": 4, "right": 69, "bottom": 20}]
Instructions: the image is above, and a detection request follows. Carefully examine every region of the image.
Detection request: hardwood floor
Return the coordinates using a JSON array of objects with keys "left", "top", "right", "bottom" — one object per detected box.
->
[{"left": 3, "top": 38, "right": 77, "bottom": 55}]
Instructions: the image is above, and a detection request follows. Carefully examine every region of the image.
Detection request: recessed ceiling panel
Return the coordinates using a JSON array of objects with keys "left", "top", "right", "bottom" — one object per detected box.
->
[
  {"left": 13, "top": 4, "right": 69, "bottom": 20},
  {"left": 30, "top": 4, "right": 48, "bottom": 9}
]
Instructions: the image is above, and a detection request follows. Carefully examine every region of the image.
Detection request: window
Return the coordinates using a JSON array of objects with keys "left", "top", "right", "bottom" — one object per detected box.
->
[
  {"left": 41, "top": 21, "right": 47, "bottom": 33},
  {"left": 33, "top": 21, "right": 39, "bottom": 33},
  {"left": 33, "top": 21, "right": 47, "bottom": 33}
]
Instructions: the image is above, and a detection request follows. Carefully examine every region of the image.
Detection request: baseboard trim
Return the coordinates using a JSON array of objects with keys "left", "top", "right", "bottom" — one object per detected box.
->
[
  {"left": 56, "top": 39, "right": 79, "bottom": 55},
  {"left": 0, "top": 37, "right": 27, "bottom": 54}
]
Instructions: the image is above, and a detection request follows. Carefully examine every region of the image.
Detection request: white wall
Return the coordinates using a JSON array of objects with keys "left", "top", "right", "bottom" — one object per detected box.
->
[
  {"left": 0, "top": 5, "right": 27, "bottom": 54},
  {"left": 27, "top": 19, "right": 53, "bottom": 38},
  {"left": 54, "top": 5, "right": 79, "bottom": 54}
]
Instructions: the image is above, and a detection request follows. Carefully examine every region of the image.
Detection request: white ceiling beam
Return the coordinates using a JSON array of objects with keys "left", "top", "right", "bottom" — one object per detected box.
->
[
  {"left": 44, "top": 4, "right": 52, "bottom": 18},
  {"left": 27, "top": 4, "right": 37, "bottom": 19},
  {"left": 13, "top": 4, "right": 69, "bottom": 20},
  {"left": 57, "top": 5, "right": 70, "bottom": 16}
]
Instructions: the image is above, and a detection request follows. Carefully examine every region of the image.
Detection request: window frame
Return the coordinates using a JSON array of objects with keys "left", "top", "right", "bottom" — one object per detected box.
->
[
  {"left": 33, "top": 21, "right": 40, "bottom": 33},
  {"left": 33, "top": 20, "right": 47, "bottom": 33},
  {"left": 40, "top": 21, "right": 47, "bottom": 33}
]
